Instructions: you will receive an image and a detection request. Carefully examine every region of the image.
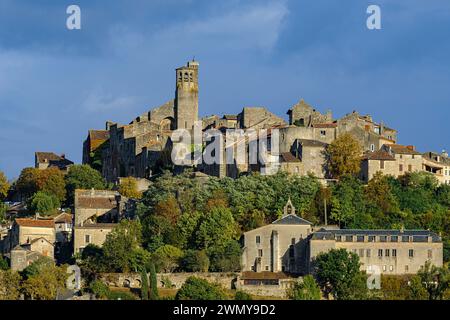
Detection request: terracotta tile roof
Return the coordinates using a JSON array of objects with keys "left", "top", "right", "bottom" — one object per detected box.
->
[
  {"left": 387, "top": 144, "right": 422, "bottom": 155},
  {"left": 15, "top": 219, "right": 55, "bottom": 228},
  {"left": 77, "top": 197, "right": 117, "bottom": 209},
  {"left": 54, "top": 213, "right": 73, "bottom": 224},
  {"left": 280, "top": 152, "right": 301, "bottom": 163},
  {"left": 312, "top": 123, "right": 337, "bottom": 128},
  {"left": 363, "top": 150, "right": 395, "bottom": 161},
  {"left": 89, "top": 130, "right": 110, "bottom": 141}
]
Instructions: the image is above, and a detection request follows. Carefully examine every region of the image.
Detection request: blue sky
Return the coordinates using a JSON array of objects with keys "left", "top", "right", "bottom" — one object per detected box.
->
[{"left": 1, "top": 0, "right": 449, "bottom": 179}]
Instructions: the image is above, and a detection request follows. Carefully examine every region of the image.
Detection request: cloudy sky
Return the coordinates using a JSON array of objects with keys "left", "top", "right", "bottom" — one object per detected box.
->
[{"left": 0, "top": 0, "right": 449, "bottom": 179}]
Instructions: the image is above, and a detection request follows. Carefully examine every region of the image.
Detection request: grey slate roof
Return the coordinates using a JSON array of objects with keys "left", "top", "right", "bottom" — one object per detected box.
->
[
  {"left": 311, "top": 229, "right": 441, "bottom": 242},
  {"left": 272, "top": 214, "right": 312, "bottom": 225}
]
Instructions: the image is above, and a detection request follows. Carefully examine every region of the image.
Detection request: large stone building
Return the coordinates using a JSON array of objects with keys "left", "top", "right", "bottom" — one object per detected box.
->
[
  {"left": 310, "top": 229, "right": 443, "bottom": 275},
  {"left": 35, "top": 152, "right": 74, "bottom": 172},
  {"left": 241, "top": 200, "right": 443, "bottom": 277},
  {"left": 422, "top": 151, "right": 450, "bottom": 185},
  {"left": 241, "top": 199, "right": 313, "bottom": 274}
]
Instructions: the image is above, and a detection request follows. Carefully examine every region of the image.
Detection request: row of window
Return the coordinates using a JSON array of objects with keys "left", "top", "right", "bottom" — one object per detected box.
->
[
  {"left": 256, "top": 236, "right": 304, "bottom": 244},
  {"left": 354, "top": 248, "right": 433, "bottom": 259},
  {"left": 336, "top": 235, "right": 426, "bottom": 242},
  {"left": 367, "top": 265, "right": 411, "bottom": 272}
]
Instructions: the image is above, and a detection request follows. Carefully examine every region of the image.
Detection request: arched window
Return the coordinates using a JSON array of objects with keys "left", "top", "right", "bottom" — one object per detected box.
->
[
  {"left": 184, "top": 72, "right": 189, "bottom": 82},
  {"left": 190, "top": 73, "right": 193, "bottom": 81}
]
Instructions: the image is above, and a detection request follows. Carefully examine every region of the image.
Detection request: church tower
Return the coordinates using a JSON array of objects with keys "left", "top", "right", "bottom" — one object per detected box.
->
[{"left": 175, "top": 60, "right": 199, "bottom": 130}]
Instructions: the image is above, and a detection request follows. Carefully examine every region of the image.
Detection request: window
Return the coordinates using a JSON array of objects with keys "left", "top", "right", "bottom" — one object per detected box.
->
[
  {"left": 357, "top": 236, "right": 364, "bottom": 242},
  {"left": 320, "top": 130, "right": 326, "bottom": 137},
  {"left": 389, "top": 265, "right": 394, "bottom": 272},
  {"left": 378, "top": 249, "right": 383, "bottom": 257},
  {"left": 385, "top": 249, "right": 390, "bottom": 257},
  {"left": 256, "top": 236, "right": 261, "bottom": 244},
  {"left": 409, "top": 249, "right": 414, "bottom": 258},
  {"left": 370, "top": 144, "right": 375, "bottom": 152},
  {"left": 400, "top": 154, "right": 403, "bottom": 159},
  {"left": 85, "top": 234, "right": 91, "bottom": 244},
  {"left": 390, "top": 236, "right": 398, "bottom": 242},
  {"left": 368, "top": 236, "right": 375, "bottom": 242},
  {"left": 265, "top": 266, "right": 269, "bottom": 271},
  {"left": 291, "top": 238, "right": 296, "bottom": 245},
  {"left": 405, "top": 265, "right": 409, "bottom": 272},
  {"left": 428, "top": 250, "right": 433, "bottom": 259},
  {"left": 366, "top": 249, "right": 371, "bottom": 257},
  {"left": 412, "top": 155, "right": 415, "bottom": 159},
  {"left": 380, "top": 160, "right": 385, "bottom": 169},
  {"left": 336, "top": 235, "right": 342, "bottom": 242},
  {"left": 258, "top": 249, "right": 263, "bottom": 257},
  {"left": 392, "top": 249, "right": 397, "bottom": 257},
  {"left": 380, "top": 236, "right": 387, "bottom": 242},
  {"left": 402, "top": 236, "right": 409, "bottom": 242},
  {"left": 399, "top": 164, "right": 403, "bottom": 172},
  {"left": 345, "top": 235, "right": 353, "bottom": 242},
  {"left": 408, "top": 164, "right": 412, "bottom": 172},
  {"left": 383, "top": 265, "right": 387, "bottom": 272},
  {"left": 359, "top": 249, "right": 365, "bottom": 258}
]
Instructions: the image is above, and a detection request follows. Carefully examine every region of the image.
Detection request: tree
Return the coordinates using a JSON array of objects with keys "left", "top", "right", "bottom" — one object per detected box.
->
[
  {"left": 149, "top": 263, "right": 159, "bottom": 300},
  {"left": 140, "top": 267, "right": 149, "bottom": 300},
  {"left": 235, "top": 290, "right": 252, "bottom": 300},
  {"left": 325, "top": 133, "right": 362, "bottom": 179},
  {"left": 0, "top": 170, "right": 9, "bottom": 200},
  {"left": 0, "top": 270, "right": 21, "bottom": 300},
  {"left": 38, "top": 167, "right": 66, "bottom": 203},
  {"left": 196, "top": 207, "right": 238, "bottom": 250},
  {"left": 0, "top": 202, "right": 7, "bottom": 224},
  {"left": 102, "top": 220, "right": 142, "bottom": 272},
  {"left": 65, "top": 165, "right": 105, "bottom": 205},
  {"left": 380, "top": 275, "right": 412, "bottom": 300},
  {"left": 89, "top": 279, "right": 110, "bottom": 299},
  {"left": 28, "top": 191, "right": 60, "bottom": 215},
  {"left": 365, "top": 171, "right": 399, "bottom": 214},
  {"left": 175, "top": 277, "right": 226, "bottom": 300},
  {"left": 153, "top": 245, "right": 183, "bottom": 273},
  {"left": 0, "top": 256, "right": 8, "bottom": 270},
  {"left": 208, "top": 240, "right": 242, "bottom": 272},
  {"left": 21, "top": 256, "right": 54, "bottom": 279},
  {"left": 119, "top": 177, "right": 143, "bottom": 199},
  {"left": 21, "top": 261, "right": 67, "bottom": 300},
  {"left": 16, "top": 167, "right": 39, "bottom": 198},
  {"left": 181, "top": 250, "right": 210, "bottom": 272},
  {"left": 408, "top": 275, "right": 428, "bottom": 300},
  {"left": 289, "top": 275, "right": 321, "bottom": 300},
  {"left": 314, "top": 248, "right": 367, "bottom": 300},
  {"left": 417, "top": 261, "right": 449, "bottom": 300}
]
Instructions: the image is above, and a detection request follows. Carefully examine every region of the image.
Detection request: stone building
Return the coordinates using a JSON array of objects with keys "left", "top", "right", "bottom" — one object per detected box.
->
[
  {"left": 73, "top": 189, "right": 121, "bottom": 226},
  {"left": 82, "top": 130, "right": 110, "bottom": 166},
  {"left": 73, "top": 223, "right": 116, "bottom": 254},
  {"left": 380, "top": 144, "right": 423, "bottom": 175},
  {"left": 422, "top": 151, "right": 450, "bottom": 184},
  {"left": 241, "top": 199, "right": 313, "bottom": 274},
  {"left": 309, "top": 229, "right": 443, "bottom": 275},
  {"left": 35, "top": 152, "right": 73, "bottom": 172}
]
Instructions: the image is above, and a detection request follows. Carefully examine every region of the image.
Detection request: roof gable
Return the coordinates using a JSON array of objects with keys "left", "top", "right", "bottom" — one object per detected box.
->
[{"left": 272, "top": 214, "right": 312, "bottom": 225}]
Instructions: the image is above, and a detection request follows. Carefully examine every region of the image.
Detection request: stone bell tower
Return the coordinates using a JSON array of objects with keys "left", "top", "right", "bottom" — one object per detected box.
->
[{"left": 175, "top": 60, "right": 199, "bottom": 130}]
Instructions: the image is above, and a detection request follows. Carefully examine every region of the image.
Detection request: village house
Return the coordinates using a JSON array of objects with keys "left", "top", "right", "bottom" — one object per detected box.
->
[
  {"left": 35, "top": 152, "right": 74, "bottom": 172},
  {"left": 422, "top": 151, "right": 450, "bottom": 185}
]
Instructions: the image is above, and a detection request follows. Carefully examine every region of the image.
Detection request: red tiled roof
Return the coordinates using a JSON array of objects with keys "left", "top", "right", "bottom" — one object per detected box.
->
[
  {"left": 312, "top": 123, "right": 337, "bottom": 128},
  {"left": 15, "top": 219, "right": 55, "bottom": 228},
  {"left": 387, "top": 144, "right": 421, "bottom": 155},
  {"left": 363, "top": 150, "right": 396, "bottom": 161},
  {"left": 77, "top": 197, "right": 116, "bottom": 209},
  {"left": 54, "top": 213, "right": 73, "bottom": 224}
]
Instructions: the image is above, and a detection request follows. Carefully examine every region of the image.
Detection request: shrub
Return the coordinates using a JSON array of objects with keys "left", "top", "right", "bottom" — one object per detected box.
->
[{"left": 175, "top": 277, "right": 227, "bottom": 300}]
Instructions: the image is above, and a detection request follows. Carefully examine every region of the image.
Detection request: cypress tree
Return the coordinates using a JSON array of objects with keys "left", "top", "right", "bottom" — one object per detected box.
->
[
  {"left": 149, "top": 263, "right": 159, "bottom": 300},
  {"left": 140, "top": 267, "right": 149, "bottom": 300}
]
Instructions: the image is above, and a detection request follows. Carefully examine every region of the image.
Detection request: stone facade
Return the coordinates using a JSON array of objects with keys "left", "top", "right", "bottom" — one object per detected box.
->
[
  {"left": 242, "top": 200, "right": 313, "bottom": 274},
  {"left": 310, "top": 229, "right": 443, "bottom": 275},
  {"left": 35, "top": 152, "right": 73, "bottom": 172},
  {"left": 422, "top": 151, "right": 450, "bottom": 185},
  {"left": 73, "top": 223, "right": 116, "bottom": 254}
]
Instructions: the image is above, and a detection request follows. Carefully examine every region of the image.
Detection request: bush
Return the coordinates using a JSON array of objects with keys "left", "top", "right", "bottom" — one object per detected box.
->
[
  {"left": 90, "top": 280, "right": 110, "bottom": 299},
  {"left": 28, "top": 191, "right": 60, "bottom": 215},
  {"left": 175, "top": 277, "right": 227, "bottom": 300},
  {"left": 289, "top": 275, "right": 321, "bottom": 300},
  {"left": 153, "top": 245, "right": 183, "bottom": 273},
  {"left": 235, "top": 290, "right": 252, "bottom": 300}
]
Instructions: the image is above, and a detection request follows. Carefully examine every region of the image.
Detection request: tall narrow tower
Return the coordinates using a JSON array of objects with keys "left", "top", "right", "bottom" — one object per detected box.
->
[{"left": 175, "top": 60, "right": 199, "bottom": 130}]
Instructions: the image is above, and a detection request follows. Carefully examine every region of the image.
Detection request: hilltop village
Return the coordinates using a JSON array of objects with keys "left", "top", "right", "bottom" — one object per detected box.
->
[{"left": 0, "top": 61, "right": 448, "bottom": 300}]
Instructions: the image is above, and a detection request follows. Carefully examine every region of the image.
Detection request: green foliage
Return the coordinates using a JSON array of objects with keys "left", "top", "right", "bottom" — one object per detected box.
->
[
  {"left": 153, "top": 245, "right": 183, "bottom": 273},
  {"left": 181, "top": 250, "right": 210, "bottom": 272},
  {"left": 16, "top": 167, "right": 39, "bottom": 198},
  {"left": 140, "top": 267, "right": 149, "bottom": 300},
  {"left": 314, "top": 249, "right": 367, "bottom": 300},
  {"left": 21, "top": 261, "right": 67, "bottom": 300},
  {"left": 175, "top": 276, "right": 226, "bottom": 300},
  {"left": 90, "top": 279, "right": 110, "bottom": 299},
  {"left": 119, "top": 177, "right": 143, "bottom": 199},
  {"left": 149, "top": 263, "right": 159, "bottom": 300},
  {"left": 379, "top": 275, "right": 413, "bottom": 300},
  {"left": 0, "top": 256, "right": 8, "bottom": 270},
  {"left": 408, "top": 275, "right": 429, "bottom": 300},
  {"left": 102, "top": 219, "right": 143, "bottom": 272},
  {"left": 0, "top": 202, "right": 7, "bottom": 224},
  {"left": 196, "top": 207, "right": 238, "bottom": 250},
  {"left": 65, "top": 164, "right": 106, "bottom": 205},
  {"left": 417, "top": 261, "right": 449, "bottom": 300},
  {"left": 235, "top": 290, "right": 252, "bottom": 300},
  {"left": 0, "top": 270, "right": 21, "bottom": 300},
  {"left": 208, "top": 240, "right": 242, "bottom": 272},
  {"left": 28, "top": 191, "right": 60, "bottom": 215},
  {"left": 21, "top": 256, "right": 55, "bottom": 279},
  {"left": 289, "top": 275, "right": 321, "bottom": 300}
]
